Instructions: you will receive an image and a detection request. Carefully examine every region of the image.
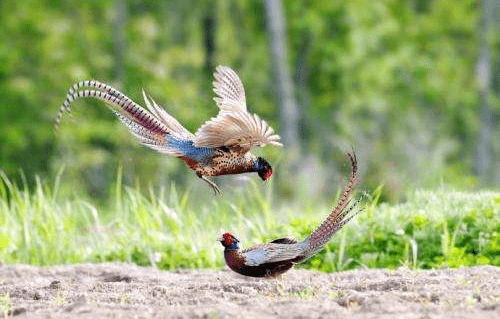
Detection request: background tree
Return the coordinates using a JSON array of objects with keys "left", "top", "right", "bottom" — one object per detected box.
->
[
  {"left": 264, "top": 0, "right": 300, "bottom": 154},
  {"left": 0, "top": 0, "right": 498, "bottom": 203}
]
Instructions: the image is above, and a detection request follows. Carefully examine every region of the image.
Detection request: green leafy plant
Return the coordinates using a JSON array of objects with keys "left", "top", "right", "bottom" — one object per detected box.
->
[{"left": 0, "top": 293, "right": 12, "bottom": 318}]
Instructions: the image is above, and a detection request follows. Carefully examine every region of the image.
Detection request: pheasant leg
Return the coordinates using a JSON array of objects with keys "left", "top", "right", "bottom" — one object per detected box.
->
[{"left": 200, "top": 175, "right": 222, "bottom": 195}]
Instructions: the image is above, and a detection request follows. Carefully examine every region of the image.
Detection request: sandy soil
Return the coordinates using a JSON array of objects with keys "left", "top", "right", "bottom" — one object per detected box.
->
[{"left": 0, "top": 263, "right": 499, "bottom": 318}]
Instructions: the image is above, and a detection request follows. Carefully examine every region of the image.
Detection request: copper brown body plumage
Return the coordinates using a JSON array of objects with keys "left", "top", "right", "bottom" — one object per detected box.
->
[
  {"left": 55, "top": 66, "right": 282, "bottom": 194},
  {"left": 220, "top": 152, "right": 360, "bottom": 277}
]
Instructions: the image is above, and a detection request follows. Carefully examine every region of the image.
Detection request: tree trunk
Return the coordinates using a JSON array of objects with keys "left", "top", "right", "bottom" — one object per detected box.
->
[
  {"left": 264, "top": 0, "right": 300, "bottom": 153},
  {"left": 203, "top": 6, "right": 216, "bottom": 76},
  {"left": 114, "top": 0, "right": 126, "bottom": 85},
  {"left": 476, "top": 0, "right": 492, "bottom": 180},
  {"left": 295, "top": 31, "right": 311, "bottom": 137}
]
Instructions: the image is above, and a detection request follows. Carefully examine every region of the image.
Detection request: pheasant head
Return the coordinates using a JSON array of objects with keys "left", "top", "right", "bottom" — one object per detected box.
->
[
  {"left": 220, "top": 233, "right": 240, "bottom": 250},
  {"left": 254, "top": 157, "right": 273, "bottom": 181}
]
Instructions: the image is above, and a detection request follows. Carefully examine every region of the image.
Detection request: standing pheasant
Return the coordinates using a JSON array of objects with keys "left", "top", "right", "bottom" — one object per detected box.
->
[
  {"left": 220, "top": 152, "right": 360, "bottom": 277},
  {"left": 55, "top": 66, "right": 282, "bottom": 194}
]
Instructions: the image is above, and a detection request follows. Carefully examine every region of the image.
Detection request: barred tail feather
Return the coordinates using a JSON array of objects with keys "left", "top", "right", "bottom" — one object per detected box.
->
[
  {"left": 56, "top": 81, "right": 193, "bottom": 140},
  {"left": 303, "top": 151, "right": 360, "bottom": 258},
  {"left": 67, "top": 80, "right": 129, "bottom": 102},
  {"left": 113, "top": 111, "right": 185, "bottom": 156},
  {"left": 55, "top": 80, "right": 130, "bottom": 128},
  {"left": 56, "top": 88, "right": 171, "bottom": 136}
]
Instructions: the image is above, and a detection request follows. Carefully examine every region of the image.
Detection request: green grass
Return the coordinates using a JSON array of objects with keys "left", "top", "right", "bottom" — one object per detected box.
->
[{"left": 1, "top": 171, "right": 499, "bottom": 271}]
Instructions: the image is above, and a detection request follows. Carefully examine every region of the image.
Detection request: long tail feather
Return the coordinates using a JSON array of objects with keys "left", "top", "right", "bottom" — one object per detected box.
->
[
  {"left": 55, "top": 80, "right": 130, "bottom": 128},
  {"left": 56, "top": 81, "right": 193, "bottom": 139},
  {"left": 112, "top": 111, "right": 184, "bottom": 156},
  {"left": 56, "top": 88, "right": 170, "bottom": 136},
  {"left": 302, "top": 151, "right": 360, "bottom": 258}
]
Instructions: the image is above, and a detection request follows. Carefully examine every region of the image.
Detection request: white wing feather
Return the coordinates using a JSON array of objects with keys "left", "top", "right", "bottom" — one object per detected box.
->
[
  {"left": 242, "top": 243, "right": 305, "bottom": 266},
  {"left": 194, "top": 111, "right": 282, "bottom": 153},
  {"left": 212, "top": 65, "right": 247, "bottom": 112},
  {"left": 194, "top": 65, "right": 282, "bottom": 153}
]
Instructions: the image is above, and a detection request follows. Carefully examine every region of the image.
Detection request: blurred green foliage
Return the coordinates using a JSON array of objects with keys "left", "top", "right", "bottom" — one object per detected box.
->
[{"left": 0, "top": 0, "right": 499, "bottom": 204}]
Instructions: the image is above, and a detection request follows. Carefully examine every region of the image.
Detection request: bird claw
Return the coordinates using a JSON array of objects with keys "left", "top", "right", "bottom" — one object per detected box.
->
[
  {"left": 200, "top": 176, "right": 222, "bottom": 196},
  {"left": 210, "top": 183, "right": 222, "bottom": 196}
]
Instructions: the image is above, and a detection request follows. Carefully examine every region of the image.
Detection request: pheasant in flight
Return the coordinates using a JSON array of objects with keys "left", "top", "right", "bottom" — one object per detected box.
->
[
  {"left": 55, "top": 66, "right": 282, "bottom": 194},
  {"left": 220, "top": 152, "right": 360, "bottom": 277}
]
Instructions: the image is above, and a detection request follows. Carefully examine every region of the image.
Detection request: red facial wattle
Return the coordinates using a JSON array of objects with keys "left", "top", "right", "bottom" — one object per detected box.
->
[
  {"left": 263, "top": 168, "right": 273, "bottom": 181},
  {"left": 222, "top": 233, "right": 233, "bottom": 245}
]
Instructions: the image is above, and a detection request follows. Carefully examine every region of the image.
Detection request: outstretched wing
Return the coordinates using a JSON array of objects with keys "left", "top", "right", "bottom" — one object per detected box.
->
[
  {"left": 194, "top": 111, "right": 282, "bottom": 153},
  {"left": 194, "top": 65, "right": 282, "bottom": 153},
  {"left": 212, "top": 65, "right": 247, "bottom": 112}
]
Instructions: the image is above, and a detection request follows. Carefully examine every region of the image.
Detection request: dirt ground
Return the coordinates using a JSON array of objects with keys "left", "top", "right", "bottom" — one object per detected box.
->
[{"left": 0, "top": 263, "right": 499, "bottom": 319}]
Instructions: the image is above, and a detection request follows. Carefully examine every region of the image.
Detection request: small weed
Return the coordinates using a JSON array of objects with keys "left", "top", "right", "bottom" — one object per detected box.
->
[
  {"left": 208, "top": 310, "right": 220, "bottom": 319},
  {"left": 0, "top": 292, "right": 12, "bottom": 318},
  {"left": 290, "top": 285, "right": 321, "bottom": 300},
  {"left": 329, "top": 291, "right": 340, "bottom": 299},
  {"left": 119, "top": 294, "right": 129, "bottom": 305},
  {"left": 53, "top": 293, "right": 66, "bottom": 306},
  {"left": 465, "top": 295, "right": 478, "bottom": 308}
]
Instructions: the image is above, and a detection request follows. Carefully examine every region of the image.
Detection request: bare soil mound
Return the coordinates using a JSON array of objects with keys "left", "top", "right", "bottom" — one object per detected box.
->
[{"left": 0, "top": 263, "right": 499, "bottom": 318}]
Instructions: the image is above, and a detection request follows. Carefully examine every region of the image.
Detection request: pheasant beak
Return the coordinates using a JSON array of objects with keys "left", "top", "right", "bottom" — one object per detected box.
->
[{"left": 217, "top": 231, "right": 226, "bottom": 243}]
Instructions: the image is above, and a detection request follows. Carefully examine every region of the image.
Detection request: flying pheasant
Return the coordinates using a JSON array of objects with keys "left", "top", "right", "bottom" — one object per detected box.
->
[
  {"left": 220, "top": 151, "right": 360, "bottom": 277},
  {"left": 55, "top": 66, "right": 282, "bottom": 194}
]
